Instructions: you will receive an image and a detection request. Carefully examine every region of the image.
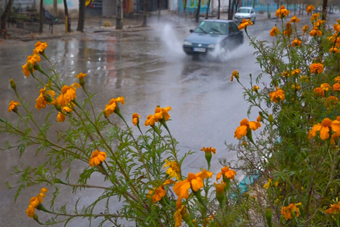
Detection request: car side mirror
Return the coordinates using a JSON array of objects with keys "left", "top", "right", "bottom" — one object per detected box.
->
[{"left": 189, "top": 29, "right": 194, "bottom": 33}]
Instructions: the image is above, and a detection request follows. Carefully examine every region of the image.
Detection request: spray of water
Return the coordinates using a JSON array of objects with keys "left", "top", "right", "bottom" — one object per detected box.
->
[{"left": 159, "top": 23, "right": 187, "bottom": 59}]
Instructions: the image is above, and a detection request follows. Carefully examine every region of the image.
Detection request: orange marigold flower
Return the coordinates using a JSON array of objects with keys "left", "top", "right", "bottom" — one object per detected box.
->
[
  {"left": 308, "top": 118, "right": 340, "bottom": 140},
  {"left": 163, "top": 159, "right": 181, "bottom": 180},
  {"left": 320, "top": 83, "right": 331, "bottom": 91},
  {"left": 302, "top": 25, "right": 309, "bottom": 35},
  {"left": 291, "top": 39, "right": 301, "bottom": 47},
  {"left": 275, "top": 5, "right": 290, "bottom": 18},
  {"left": 214, "top": 181, "right": 226, "bottom": 193},
  {"left": 57, "top": 112, "right": 66, "bottom": 122},
  {"left": 22, "top": 54, "right": 41, "bottom": 77},
  {"left": 269, "top": 87, "right": 285, "bottom": 103},
  {"left": 89, "top": 150, "right": 107, "bottom": 166},
  {"left": 281, "top": 203, "right": 301, "bottom": 220},
  {"left": 174, "top": 205, "right": 185, "bottom": 227},
  {"left": 299, "top": 75, "right": 309, "bottom": 82},
  {"left": 103, "top": 96, "right": 125, "bottom": 118},
  {"left": 145, "top": 114, "right": 157, "bottom": 126},
  {"left": 234, "top": 118, "right": 261, "bottom": 139},
  {"left": 173, "top": 170, "right": 213, "bottom": 201},
  {"left": 33, "top": 41, "right": 48, "bottom": 54},
  {"left": 333, "top": 83, "right": 340, "bottom": 91},
  {"left": 291, "top": 69, "right": 301, "bottom": 76},
  {"left": 330, "top": 47, "right": 339, "bottom": 54},
  {"left": 326, "top": 201, "right": 340, "bottom": 214},
  {"left": 292, "top": 83, "right": 301, "bottom": 91},
  {"left": 132, "top": 113, "right": 140, "bottom": 126},
  {"left": 201, "top": 147, "right": 216, "bottom": 154},
  {"left": 306, "top": 5, "right": 314, "bottom": 13},
  {"left": 325, "top": 96, "right": 338, "bottom": 107},
  {"left": 148, "top": 186, "right": 166, "bottom": 204},
  {"left": 75, "top": 72, "right": 87, "bottom": 79},
  {"left": 290, "top": 16, "right": 300, "bottom": 23},
  {"left": 252, "top": 85, "right": 260, "bottom": 92},
  {"left": 8, "top": 100, "right": 19, "bottom": 112},
  {"left": 284, "top": 22, "right": 292, "bottom": 36},
  {"left": 309, "top": 27, "right": 322, "bottom": 36},
  {"left": 313, "top": 87, "right": 324, "bottom": 96},
  {"left": 257, "top": 115, "right": 261, "bottom": 122},
  {"left": 238, "top": 19, "right": 253, "bottom": 30},
  {"left": 154, "top": 106, "right": 171, "bottom": 122},
  {"left": 29, "top": 197, "right": 40, "bottom": 208},
  {"left": 216, "top": 166, "right": 237, "bottom": 181},
  {"left": 335, "top": 76, "right": 340, "bottom": 83},
  {"left": 282, "top": 71, "right": 289, "bottom": 77},
  {"left": 270, "top": 27, "right": 280, "bottom": 36},
  {"left": 309, "top": 63, "right": 324, "bottom": 74},
  {"left": 311, "top": 13, "right": 320, "bottom": 22},
  {"left": 334, "top": 24, "right": 340, "bottom": 32},
  {"left": 26, "top": 205, "right": 35, "bottom": 218},
  {"left": 55, "top": 83, "right": 80, "bottom": 107},
  {"left": 35, "top": 87, "right": 55, "bottom": 110},
  {"left": 231, "top": 70, "right": 239, "bottom": 81}
]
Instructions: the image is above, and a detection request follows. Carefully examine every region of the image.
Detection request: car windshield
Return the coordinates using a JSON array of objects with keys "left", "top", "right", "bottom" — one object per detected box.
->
[
  {"left": 237, "top": 8, "right": 250, "bottom": 13},
  {"left": 194, "top": 21, "right": 228, "bottom": 35}
]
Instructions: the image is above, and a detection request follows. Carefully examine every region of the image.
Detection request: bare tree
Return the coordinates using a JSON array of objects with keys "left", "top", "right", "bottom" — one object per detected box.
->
[
  {"left": 227, "top": 0, "right": 231, "bottom": 19},
  {"left": 39, "top": 0, "right": 44, "bottom": 33},
  {"left": 195, "top": 0, "right": 202, "bottom": 23},
  {"left": 116, "top": 0, "right": 123, "bottom": 29},
  {"left": 205, "top": 0, "right": 211, "bottom": 19},
  {"left": 77, "top": 0, "right": 85, "bottom": 31},
  {"left": 63, "top": 0, "right": 71, "bottom": 32},
  {"left": 142, "top": 0, "right": 147, "bottom": 26},
  {"left": 217, "top": 0, "right": 220, "bottom": 18},
  {"left": 321, "top": 0, "right": 327, "bottom": 20},
  {"left": 1, "top": 0, "right": 14, "bottom": 37}
]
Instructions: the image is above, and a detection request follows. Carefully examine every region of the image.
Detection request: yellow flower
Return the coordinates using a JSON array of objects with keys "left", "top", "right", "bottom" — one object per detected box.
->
[
  {"left": 132, "top": 113, "right": 140, "bottom": 126},
  {"left": 26, "top": 205, "right": 35, "bottom": 218},
  {"left": 308, "top": 118, "right": 340, "bottom": 140},
  {"left": 148, "top": 186, "right": 166, "bottom": 204},
  {"left": 33, "top": 41, "right": 48, "bottom": 54},
  {"left": 173, "top": 170, "right": 212, "bottom": 201},
  {"left": 320, "top": 83, "right": 331, "bottom": 91},
  {"left": 103, "top": 96, "right": 125, "bottom": 118},
  {"left": 40, "top": 188, "right": 48, "bottom": 193},
  {"left": 216, "top": 166, "right": 237, "bottom": 181},
  {"left": 163, "top": 159, "right": 181, "bottom": 180},
  {"left": 238, "top": 19, "right": 253, "bottom": 30},
  {"left": 333, "top": 83, "right": 340, "bottom": 91},
  {"left": 275, "top": 5, "right": 290, "bottom": 19},
  {"left": 314, "top": 20, "right": 325, "bottom": 27},
  {"left": 8, "top": 100, "right": 19, "bottom": 112},
  {"left": 291, "top": 69, "right": 301, "bottom": 76},
  {"left": 269, "top": 27, "right": 279, "bottom": 36},
  {"left": 200, "top": 147, "right": 216, "bottom": 154},
  {"left": 75, "top": 72, "right": 87, "bottom": 79},
  {"left": 306, "top": 5, "right": 314, "bottom": 13},
  {"left": 311, "top": 13, "right": 320, "bottom": 22},
  {"left": 330, "top": 47, "right": 339, "bottom": 54},
  {"left": 89, "top": 150, "right": 107, "bottom": 166},
  {"left": 309, "top": 27, "right": 322, "bottom": 36},
  {"left": 284, "top": 22, "right": 292, "bottom": 36},
  {"left": 326, "top": 201, "right": 340, "bottom": 214},
  {"left": 55, "top": 83, "right": 80, "bottom": 107},
  {"left": 35, "top": 87, "right": 55, "bottom": 110},
  {"left": 145, "top": 114, "right": 157, "bottom": 126},
  {"left": 313, "top": 87, "right": 324, "bottom": 97},
  {"left": 335, "top": 76, "right": 340, "bottom": 83},
  {"left": 292, "top": 39, "right": 302, "bottom": 47},
  {"left": 22, "top": 63, "right": 30, "bottom": 77},
  {"left": 252, "top": 85, "right": 260, "bottom": 92},
  {"left": 292, "top": 83, "right": 301, "bottom": 91},
  {"left": 174, "top": 205, "right": 184, "bottom": 227},
  {"left": 234, "top": 118, "right": 261, "bottom": 139},
  {"left": 230, "top": 70, "right": 239, "bottom": 81},
  {"left": 214, "top": 181, "right": 226, "bottom": 193},
  {"left": 302, "top": 25, "right": 309, "bottom": 35},
  {"left": 153, "top": 106, "right": 171, "bottom": 121},
  {"left": 29, "top": 196, "right": 40, "bottom": 208},
  {"left": 334, "top": 24, "right": 340, "bottom": 32},
  {"left": 257, "top": 115, "right": 261, "bottom": 122},
  {"left": 57, "top": 112, "right": 66, "bottom": 122},
  {"left": 325, "top": 96, "right": 338, "bottom": 107},
  {"left": 282, "top": 71, "right": 289, "bottom": 77},
  {"left": 281, "top": 203, "right": 300, "bottom": 220},
  {"left": 290, "top": 16, "right": 300, "bottom": 23},
  {"left": 269, "top": 87, "right": 285, "bottom": 103},
  {"left": 263, "top": 178, "right": 272, "bottom": 189},
  {"left": 309, "top": 63, "right": 324, "bottom": 74}
]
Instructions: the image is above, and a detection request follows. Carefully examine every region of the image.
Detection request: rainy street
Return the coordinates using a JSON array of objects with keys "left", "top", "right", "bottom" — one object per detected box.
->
[{"left": 0, "top": 15, "right": 339, "bottom": 226}]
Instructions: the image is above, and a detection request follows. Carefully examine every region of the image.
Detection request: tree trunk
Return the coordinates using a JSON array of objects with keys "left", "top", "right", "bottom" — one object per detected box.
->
[
  {"left": 230, "top": 0, "right": 235, "bottom": 19},
  {"left": 77, "top": 0, "right": 85, "bottom": 32},
  {"left": 39, "top": 0, "right": 44, "bottom": 33},
  {"left": 227, "top": 0, "right": 231, "bottom": 19},
  {"left": 183, "top": 0, "right": 187, "bottom": 19},
  {"left": 142, "top": 0, "right": 147, "bottom": 26},
  {"left": 1, "top": 0, "right": 14, "bottom": 37},
  {"left": 195, "top": 0, "right": 201, "bottom": 23},
  {"left": 252, "top": 0, "right": 255, "bottom": 8},
  {"left": 63, "top": 0, "right": 71, "bottom": 32},
  {"left": 217, "top": 0, "right": 220, "bottom": 19},
  {"left": 205, "top": 0, "right": 210, "bottom": 19},
  {"left": 321, "top": 0, "right": 327, "bottom": 20},
  {"left": 116, "top": 0, "right": 123, "bottom": 29},
  {"left": 53, "top": 0, "right": 58, "bottom": 16}
]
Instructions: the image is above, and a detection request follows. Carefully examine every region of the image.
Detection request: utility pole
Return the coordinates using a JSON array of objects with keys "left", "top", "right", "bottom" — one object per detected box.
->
[{"left": 116, "top": 0, "right": 123, "bottom": 29}]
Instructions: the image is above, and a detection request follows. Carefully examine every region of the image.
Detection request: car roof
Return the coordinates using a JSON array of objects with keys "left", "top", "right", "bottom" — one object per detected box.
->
[
  {"left": 239, "top": 7, "right": 253, "bottom": 9},
  {"left": 202, "top": 19, "right": 234, "bottom": 23}
]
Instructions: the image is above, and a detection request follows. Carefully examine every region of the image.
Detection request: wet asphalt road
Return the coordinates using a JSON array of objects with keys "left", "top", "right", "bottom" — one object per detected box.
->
[{"left": 0, "top": 15, "right": 339, "bottom": 226}]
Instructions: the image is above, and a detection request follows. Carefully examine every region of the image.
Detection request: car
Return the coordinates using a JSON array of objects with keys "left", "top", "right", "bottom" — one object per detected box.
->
[
  {"left": 233, "top": 7, "right": 256, "bottom": 24},
  {"left": 182, "top": 20, "right": 244, "bottom": 58}
]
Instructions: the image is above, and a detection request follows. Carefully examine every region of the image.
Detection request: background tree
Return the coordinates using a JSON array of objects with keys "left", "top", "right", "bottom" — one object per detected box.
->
[
  {"left": 1, "top": 0, "right": 14, "bottom": 37},
  {"left": 53, "top": 0, "right": 58, "bottom": 16},
  {"left": 227, "top": 0, "right": 231, "bottom": 19},
  {"left": 63, "top": 0, "right": 71, "bottom": 32},
  {"left": 39, "top": 0, "right": 43, "bottom": 33},
  {"left": 77, "top": 0, "right": 85, "bottom": 32},
  {"left": 116, "top": 0, "right": 123, "bottom": 29},
  {"left": 195, "top": 0, "right": 202, "bottom": 23},
  {"left": 205, "top": 0, "right": 211, "bottom": 19},
  {"left": 142, "top": 0, "right": 147, "bottom": 26}
]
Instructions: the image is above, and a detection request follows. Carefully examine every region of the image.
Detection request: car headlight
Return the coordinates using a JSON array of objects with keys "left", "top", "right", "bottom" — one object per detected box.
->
[
  {"left": 208, "top": 44, "right": 215, "bottom": 48},
  {"left": 183, "top": 41, "right": 192, "bottom": 46}
]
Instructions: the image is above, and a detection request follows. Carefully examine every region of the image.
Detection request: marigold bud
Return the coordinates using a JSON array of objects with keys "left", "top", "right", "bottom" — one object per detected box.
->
[{"left": 10, "top": 79, "right": 16, "bottom": 90}]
